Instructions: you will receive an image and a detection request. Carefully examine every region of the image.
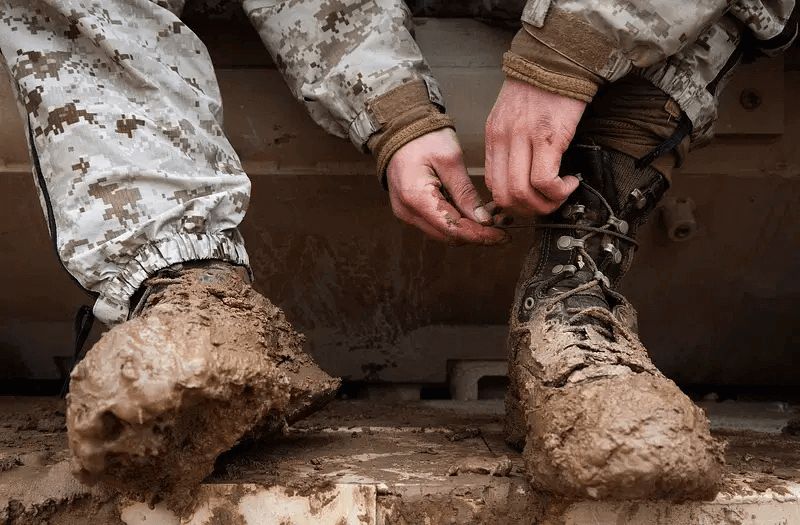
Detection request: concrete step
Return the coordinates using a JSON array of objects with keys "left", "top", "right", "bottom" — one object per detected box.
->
[{"left": 1, "top": 398, "right": 799, "bottom": 524}]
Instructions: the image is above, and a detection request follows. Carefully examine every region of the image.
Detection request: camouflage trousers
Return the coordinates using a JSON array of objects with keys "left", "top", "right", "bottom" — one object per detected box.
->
[{"left": 0, "top": 0, "right": 251, "bottom": 324}]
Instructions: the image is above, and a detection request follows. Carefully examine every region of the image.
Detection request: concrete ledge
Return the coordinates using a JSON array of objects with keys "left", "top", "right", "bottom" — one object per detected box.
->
[{"left": 2, "top": 399, "right": 799, "bottom": 524}]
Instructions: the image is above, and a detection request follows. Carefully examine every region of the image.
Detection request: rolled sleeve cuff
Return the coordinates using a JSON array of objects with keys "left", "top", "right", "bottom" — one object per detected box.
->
[
  {"left": 504, "top": 25, "right": 603, "bottom": 102},
  {"left": 364, "top": 79, "right": 455, "bottom": 186}
]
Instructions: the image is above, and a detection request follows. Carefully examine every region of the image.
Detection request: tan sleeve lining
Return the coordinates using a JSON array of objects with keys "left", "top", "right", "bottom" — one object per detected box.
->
[
  {"left": 504, "top": 26, "right": 603, "bottom": 102},
  {"left": 366, "top": 80, "right": 454, "bottom": 185},
  {"left": 503, "top": 51, "right": 598, "bottom": 102}
]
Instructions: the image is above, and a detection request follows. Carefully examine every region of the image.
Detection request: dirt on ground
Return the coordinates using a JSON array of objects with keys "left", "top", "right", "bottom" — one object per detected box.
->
[
  {"left": 0, "top": 398, "right": 68, "bottom": 470},
  {"left": 1, "top": 398, "right": 799, "bottom": 523},
  {"left": 717, "top": 428, "right": 800, "bottom": 496}
]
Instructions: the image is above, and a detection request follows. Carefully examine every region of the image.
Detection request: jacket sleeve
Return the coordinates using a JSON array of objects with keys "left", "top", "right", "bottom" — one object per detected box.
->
[
  {"left": 242, "top": 0, "right": 454, "bottom": 179},
  {"left": 509, "top": 0, "right": 796, "bottom": 141}
]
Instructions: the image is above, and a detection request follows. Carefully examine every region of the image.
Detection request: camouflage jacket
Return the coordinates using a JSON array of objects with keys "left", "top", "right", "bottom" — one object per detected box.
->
[
  {"left": 519, "top": 0, "right": 797, "bottom": 140},
  {"left": 249, "top": 0, "right": 796, "bottom": 149},
  {"left": 243, "top": 0, "right": 446, "bottom": 153}
]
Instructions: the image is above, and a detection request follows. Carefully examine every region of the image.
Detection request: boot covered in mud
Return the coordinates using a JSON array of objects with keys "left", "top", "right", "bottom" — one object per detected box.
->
[
  {"left": 66, "top": 261, "right": 340, "bottom": 503},
  {"left": 505, "top": 145, "right": 724, "bottom": 500}
]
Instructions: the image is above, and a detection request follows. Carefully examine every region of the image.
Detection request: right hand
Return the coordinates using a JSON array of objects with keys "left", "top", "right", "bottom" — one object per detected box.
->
[{"left": 485, "top": 78, "right": 586, "bottom": 216}]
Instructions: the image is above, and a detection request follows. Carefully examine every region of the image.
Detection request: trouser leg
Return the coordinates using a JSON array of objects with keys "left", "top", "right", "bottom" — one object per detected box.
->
[
  {"left": 0, "top": 0, "right": 251, "bottom": 325},
  {"left": 577, "top": 76, "right": 691, "bottom": 181}
]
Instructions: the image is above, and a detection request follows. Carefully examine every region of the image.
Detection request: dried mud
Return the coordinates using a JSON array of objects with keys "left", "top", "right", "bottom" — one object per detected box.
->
[
  {"left": 2, "top": 398, "right": 799, "bottom": 523},
  {"left": 65, "top": 262, "right": 339, "bottom": 510},
  {"left": 509, "top": 306, "right": 725, "bottom": 501},
  {"left": 447, "top": 455, "right": 512, "bottom": 476},
  {"left": 719, "top": 428, "right": 800, "bottom": 496}
]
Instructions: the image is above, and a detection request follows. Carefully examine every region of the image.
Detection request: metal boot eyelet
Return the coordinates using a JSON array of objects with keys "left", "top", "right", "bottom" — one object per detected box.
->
[{"left": 523, "top": 296, "right": 535, "bottom": 310}]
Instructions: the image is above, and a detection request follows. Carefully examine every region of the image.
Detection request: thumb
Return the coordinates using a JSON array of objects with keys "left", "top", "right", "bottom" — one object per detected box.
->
[{"left": 435, "top": 153, "right": 493, "bottom": 226}]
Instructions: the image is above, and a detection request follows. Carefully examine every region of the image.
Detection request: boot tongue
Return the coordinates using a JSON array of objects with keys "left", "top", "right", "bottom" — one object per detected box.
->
[{"left": 549, "top": 271, "right": 609, "bottom": 310}]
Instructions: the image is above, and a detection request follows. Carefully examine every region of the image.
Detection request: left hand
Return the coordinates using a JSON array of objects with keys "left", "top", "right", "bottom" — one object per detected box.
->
[{"left": 386, "top": 128, "right": 509, "bottom": 246}]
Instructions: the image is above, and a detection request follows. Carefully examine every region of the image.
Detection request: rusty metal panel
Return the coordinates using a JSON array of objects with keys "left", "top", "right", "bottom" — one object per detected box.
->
[{"left": 0, "top": 20, "right": 797, "bottom": 387}]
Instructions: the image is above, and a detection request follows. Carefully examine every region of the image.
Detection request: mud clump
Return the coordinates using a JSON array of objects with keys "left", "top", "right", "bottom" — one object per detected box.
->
[
  {"left": 66, "top": 262, "right": 340, "bottom": 510},
  {"left": 524, "top": 373, "right": 724, "bottom": 500},
  {"left": 447, "top": 455, "right": 512, "bottom": 477},
  {"left": 509, "top": 305, "right": 725, "bottom": 501}
]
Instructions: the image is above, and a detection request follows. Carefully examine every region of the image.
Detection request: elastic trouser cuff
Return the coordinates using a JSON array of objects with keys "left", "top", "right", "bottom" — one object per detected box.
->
[
  {"left": 92, "top": 230, "right": 250, "bottom": 325},
  {"left": 366, "top": 79, "right": 454, "bottom": 187}
]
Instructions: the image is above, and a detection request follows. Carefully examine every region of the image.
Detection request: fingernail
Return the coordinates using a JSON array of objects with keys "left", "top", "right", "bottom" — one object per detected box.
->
[
  {"left": 484, "top": 201, "right": 501, "bottom": 215},
  {"left": 475, "top": 206, "right": 492, "bottom": 225}
]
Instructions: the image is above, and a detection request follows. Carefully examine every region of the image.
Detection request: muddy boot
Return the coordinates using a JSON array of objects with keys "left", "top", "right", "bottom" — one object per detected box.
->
[
  {"left": 66, "top": 261, "right": 340, "bottom": 505},
  {"left": 505, "top": 145, "right": 724, "bottom": 500}
]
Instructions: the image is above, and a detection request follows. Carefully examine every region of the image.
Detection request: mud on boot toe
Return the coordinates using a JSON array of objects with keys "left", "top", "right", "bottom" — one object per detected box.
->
[{"left": 66, "top": 261, "right": 340, "bottom": 508}]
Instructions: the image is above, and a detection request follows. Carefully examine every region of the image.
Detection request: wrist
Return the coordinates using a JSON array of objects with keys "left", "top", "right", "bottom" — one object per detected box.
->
[{"left": 366, "top": 80, "right": 454, "bottom": 187}]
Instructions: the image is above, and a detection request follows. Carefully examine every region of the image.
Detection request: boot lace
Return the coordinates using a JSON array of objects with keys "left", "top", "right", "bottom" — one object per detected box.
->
[{"left": 507, "top": 176, "right": 638, "bottom": 298}]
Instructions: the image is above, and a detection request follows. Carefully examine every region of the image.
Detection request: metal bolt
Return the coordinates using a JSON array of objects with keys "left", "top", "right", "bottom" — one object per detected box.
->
[
  {"left": 739, "top": 88, "right": 762, "bottom": 111},
  {"left": 557, "top": 236, "right": 573, "bottom": 250}
]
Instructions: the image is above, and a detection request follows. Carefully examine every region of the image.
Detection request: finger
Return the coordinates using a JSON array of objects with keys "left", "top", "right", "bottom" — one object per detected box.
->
[
  {"left": 485, "top": 133, "right": 510, "bottom": 209},
  {"left": 507, "top": 136, "right": 548, "bottom": 216},
  {"left": 530, "top": 148, "right": 579, "bottom": 203},
  {"left": 484, "top": 200, "right": 502, "bottom": 216},
  {"left": 533, "top": 174, "right": 579, "bottom": 203},
  {"left": 493, "top": 213, "right": 513, "bottom": 227},
  {"left": 390, "top": 196, "right": 452, "bottom": 243},
  {"left": 435, "top": 154, "right": 492, "bottom": 226},
  {"left": 406, "top": 183, "right": 509, "bottom": 245}
]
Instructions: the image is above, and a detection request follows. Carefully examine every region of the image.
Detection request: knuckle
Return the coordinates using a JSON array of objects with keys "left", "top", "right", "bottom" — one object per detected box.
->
[
  {"left": 451, "top": 181, "right": 477, "bottom": 202},
  {"left": 392, "top": 188, "right": 418, "bottom": 209},
  {"left": 531, "top": 115, "right": 573, "bottom": 151},
  {"left": 435, "top": 150, "right": 463, "bottom": 169},
  {"left": 485, "top": 119, "right": 505, "bottom": 140}
]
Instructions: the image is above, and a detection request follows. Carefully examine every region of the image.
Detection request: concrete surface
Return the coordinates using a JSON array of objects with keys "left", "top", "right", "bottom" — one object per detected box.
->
[{"left": 1, "top": 398, "right": 799, "bottom": 524}]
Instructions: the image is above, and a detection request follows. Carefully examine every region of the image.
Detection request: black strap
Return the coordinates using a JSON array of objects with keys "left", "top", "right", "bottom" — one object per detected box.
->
[
  {"left": 60, "top": 305, "right": 95, "bottom": 398},
  {"left": 635, "top": 114, "right": 693, "bottom": 170}
]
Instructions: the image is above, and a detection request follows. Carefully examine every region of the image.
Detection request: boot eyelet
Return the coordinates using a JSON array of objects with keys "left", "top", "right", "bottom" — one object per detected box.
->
[
  {"left": 557, "top": 236, "right": 584, "bottom": 250},
  {"left": 523, "top": 296, "right": 535, "bottom": 310},
  {"left": 607, "top": 217, "right": 629, "bottom": 234}
]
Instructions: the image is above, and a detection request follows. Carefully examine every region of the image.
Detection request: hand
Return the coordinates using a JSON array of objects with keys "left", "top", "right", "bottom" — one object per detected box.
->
[
  {"left": 485, "top": 78, "right": 586, "bottom": 216},
  {"left": 386, "top": 128, "right": 509, "bottom": 245}
]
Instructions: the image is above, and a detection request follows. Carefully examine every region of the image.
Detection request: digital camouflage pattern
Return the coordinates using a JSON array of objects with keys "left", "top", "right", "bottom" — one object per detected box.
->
[
  {"left": 0, "top": 0, "right": 796, "bottom": 324},
  {"left": 244, "top": 0, "right": 443, "bottom": 148},
  {"left": 0, "top": 0, "right": 253, "bottom": 324},
  {"left": 0, "top": 0, "right": 439, "bottom": 324},
  {"left": 522, "top": 0, "right": 797, "bottom": 140}
]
